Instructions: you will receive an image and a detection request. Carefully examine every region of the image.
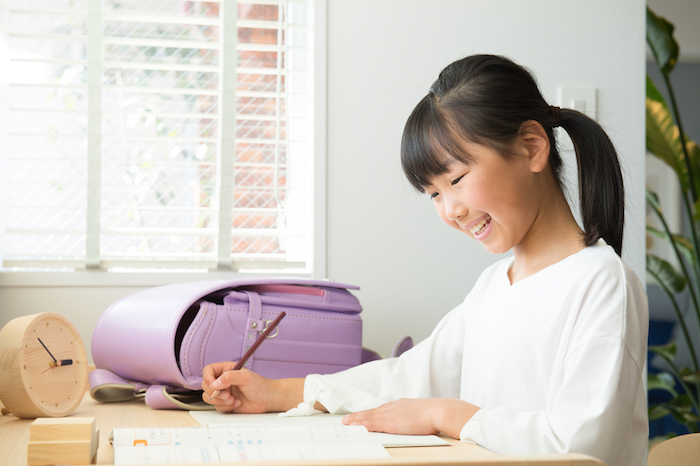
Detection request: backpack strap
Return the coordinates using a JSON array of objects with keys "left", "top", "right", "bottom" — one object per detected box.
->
[
  {"left": 241, "top": 291, "right": 263, "bottom": 371},
  {"left": 89, "top": 369, "right": 214, "bottom": 410},
  {"left": 89, "top": 368, "right": 146, "bottom": 403},
  {"left": 144, "top": 385, "right": 214, "bottom": 411}
]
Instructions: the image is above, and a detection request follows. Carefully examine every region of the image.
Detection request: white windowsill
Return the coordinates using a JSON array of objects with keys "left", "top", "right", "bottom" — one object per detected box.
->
[{"left": 0, "top": 270, "right": 314, "bottom": 288}]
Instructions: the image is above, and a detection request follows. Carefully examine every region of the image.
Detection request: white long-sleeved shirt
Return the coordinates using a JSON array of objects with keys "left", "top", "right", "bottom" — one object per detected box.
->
[{"left": 302, "top": 240, "right": 649, "bottom": 466}]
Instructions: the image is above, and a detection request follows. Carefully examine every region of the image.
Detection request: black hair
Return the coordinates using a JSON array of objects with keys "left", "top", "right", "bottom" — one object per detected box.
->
[{"left": 400, "top": 54, "right": 624, "bottom": 256}]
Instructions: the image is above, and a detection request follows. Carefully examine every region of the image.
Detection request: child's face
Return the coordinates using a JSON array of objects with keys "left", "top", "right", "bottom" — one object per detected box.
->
[{"left": 424, "top": 140, "right": 541, "bottom": 255}]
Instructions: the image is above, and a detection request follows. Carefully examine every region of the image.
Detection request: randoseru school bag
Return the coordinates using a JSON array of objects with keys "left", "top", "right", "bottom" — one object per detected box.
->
[{"left": 89, "top": 278, "right": 413, "bottom": 410}]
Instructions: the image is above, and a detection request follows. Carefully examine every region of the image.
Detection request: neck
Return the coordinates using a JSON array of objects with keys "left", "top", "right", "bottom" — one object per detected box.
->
[{"left": 508, "top": 184, "right": 585, "bottom": 285}]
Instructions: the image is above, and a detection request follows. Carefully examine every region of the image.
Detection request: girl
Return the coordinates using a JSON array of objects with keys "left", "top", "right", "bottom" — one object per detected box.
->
[{"left": 202, "top": 54, "right": 648, "bottom": 466}]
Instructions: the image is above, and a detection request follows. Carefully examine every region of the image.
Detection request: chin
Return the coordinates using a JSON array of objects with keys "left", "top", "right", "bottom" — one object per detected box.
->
[{"left": 481, "top": 242, "right": 511, "bottom": 255}]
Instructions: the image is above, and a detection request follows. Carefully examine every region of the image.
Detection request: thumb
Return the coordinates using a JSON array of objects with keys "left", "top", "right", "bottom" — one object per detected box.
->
[{"left": 211, "top": 377, "right": 225, "bottom": 390}]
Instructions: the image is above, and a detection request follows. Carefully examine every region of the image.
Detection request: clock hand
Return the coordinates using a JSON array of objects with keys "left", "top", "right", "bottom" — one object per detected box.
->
[
  {"left": 51, "top": 359, "right": 73, "bottom": 367},
  {"left": 42, "top": 359, "right": 74, "bottom": 374},
  {"left": 37, "top": 338, "right": 57, "bottom": 363}
]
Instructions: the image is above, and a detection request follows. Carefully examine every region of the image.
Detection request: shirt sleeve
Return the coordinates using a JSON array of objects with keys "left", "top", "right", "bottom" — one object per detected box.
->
[
  {"left": 459, "top": 260, "right": 649, "bottom": 466},
  {"left": 303, "top": 298, "right": 470, "bottom": 414}
]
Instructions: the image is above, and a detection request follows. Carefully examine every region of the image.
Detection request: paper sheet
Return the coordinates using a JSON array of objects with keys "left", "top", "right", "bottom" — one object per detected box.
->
[
  {"left": 189, "top": 411, "right": 450, "bottom": 447},
  {"left": 114, "top": 443, "right": 388, "bottom": 464},
  {"left": 111, "top": 426, "right": 389, "bottom": 464}
]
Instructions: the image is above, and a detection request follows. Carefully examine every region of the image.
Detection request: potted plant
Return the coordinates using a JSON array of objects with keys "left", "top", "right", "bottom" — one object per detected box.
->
[{"left": 645, "top": 6, "right": 700, "bottom": 436}]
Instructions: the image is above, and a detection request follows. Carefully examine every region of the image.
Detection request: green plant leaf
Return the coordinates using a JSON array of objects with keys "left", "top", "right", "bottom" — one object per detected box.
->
[
  {"left": 646, "top": 73, "right": 667, "bottom": 105},
  {"left": 668, "top": 394, "right": 693, "bottom": 411},
  {"left": 647, "top": 254, "right": 687, "bottom": 294},
  {"left": 660, "top": 395, "right": 696, "bottom": 424},
  {"left": 649, "top": 342, "right": 679, "bottom": 362},
  {"left": 646, "top": 80, "right": 688, "bottom": 191},
  {"left": 670, "top": 409, "right": 690, "bottom": 425},
  {"left": 646, "top": 6, "right": 679, "bottom": 75},
  {"left": 680, "top": 367, "right": 700, "bottom": 385},
  {"left": 649, "top": 404, "right": 671, "bottom": 421},
  {"left": 646, "top": 225, "right": 696, "bottom": 265},
  {"left": 683, "top": 412, "right": 700, "bottom": 423},
  {"left": 648, "top": 371, "right": 678, "bottom": 396},
  {"left": 646, "top": 187, "right": 662, "bottom": 211},
  {"left": 646, "top": 77, "right": 700, "bottom": 200}
]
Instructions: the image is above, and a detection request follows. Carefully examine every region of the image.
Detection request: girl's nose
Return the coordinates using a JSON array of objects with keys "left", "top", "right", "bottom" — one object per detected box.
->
[{"left": 444, "top": 193, "right": 467, "bottom": 221}]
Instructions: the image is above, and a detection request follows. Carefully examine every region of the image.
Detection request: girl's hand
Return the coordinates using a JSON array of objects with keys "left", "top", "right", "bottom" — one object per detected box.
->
[
  {"left": 201, "top": 361, "right": 276, "bottom": 413},
  {"left": 201, "top": 362, "right": 307, "bottom": 414},
  {"left": 341, "top": 398, "right": 480, "bottom": 439}
]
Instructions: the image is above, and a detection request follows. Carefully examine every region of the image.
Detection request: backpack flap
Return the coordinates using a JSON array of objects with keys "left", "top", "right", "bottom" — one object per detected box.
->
[{"left": 236, "top": 284, "right": 362, "bottom": 313}]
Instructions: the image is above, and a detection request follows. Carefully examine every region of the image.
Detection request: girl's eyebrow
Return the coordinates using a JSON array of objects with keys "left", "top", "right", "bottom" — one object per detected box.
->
[{"left": 445, "top": 160, "right": 469, "bottom": 173}]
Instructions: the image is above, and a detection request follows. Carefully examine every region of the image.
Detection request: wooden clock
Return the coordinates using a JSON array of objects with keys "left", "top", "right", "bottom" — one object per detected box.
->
[{"left": 0, "top": 313, "right": 88, "bottom": 418}]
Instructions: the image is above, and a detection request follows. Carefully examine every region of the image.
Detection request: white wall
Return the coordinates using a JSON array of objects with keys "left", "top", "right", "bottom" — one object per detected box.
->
[
  {"left": 326, "top": 0, "right": 646, "bottom": 357},
  {"left": 0, "top": 0, "right": 646, "bottom": 361}
]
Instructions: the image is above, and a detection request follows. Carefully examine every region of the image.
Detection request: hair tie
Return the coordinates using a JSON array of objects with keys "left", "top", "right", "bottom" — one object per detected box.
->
[{"left": 550, "top": 106, "right": 562, "bottom": 127}]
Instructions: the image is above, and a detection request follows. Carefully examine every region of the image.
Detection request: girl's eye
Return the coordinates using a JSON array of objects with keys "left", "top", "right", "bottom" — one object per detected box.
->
[
  {"left": 429, "top": 192, "right": 439, "bottom": 200},
  {"left": 451, "top": 175, "right": 464, "bottom": 186}
]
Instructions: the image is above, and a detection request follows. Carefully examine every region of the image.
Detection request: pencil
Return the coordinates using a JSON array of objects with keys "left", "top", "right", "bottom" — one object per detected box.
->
[{"left": 208, "top": 311, "right": 286, "bottom": 401}]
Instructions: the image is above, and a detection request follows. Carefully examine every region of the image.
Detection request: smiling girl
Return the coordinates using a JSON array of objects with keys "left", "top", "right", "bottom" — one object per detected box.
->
[{"left": 202, "top": 54, "right": 648, "bottom": 466}]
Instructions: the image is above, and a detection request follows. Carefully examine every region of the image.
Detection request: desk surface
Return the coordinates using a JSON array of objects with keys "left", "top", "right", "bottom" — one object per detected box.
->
[{"left": 0, "top": 393, "right": 606, "bottom": 466}]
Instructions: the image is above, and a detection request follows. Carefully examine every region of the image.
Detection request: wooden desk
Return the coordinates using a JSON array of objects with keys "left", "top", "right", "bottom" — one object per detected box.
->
[{"left": 0, "top": 394, "right": 606, "bottom": 466}]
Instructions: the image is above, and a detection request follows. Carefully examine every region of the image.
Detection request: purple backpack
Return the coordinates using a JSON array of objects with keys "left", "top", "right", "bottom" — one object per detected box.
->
[{"left": 89, "top": 278, "right": 413, "bottom": 410}]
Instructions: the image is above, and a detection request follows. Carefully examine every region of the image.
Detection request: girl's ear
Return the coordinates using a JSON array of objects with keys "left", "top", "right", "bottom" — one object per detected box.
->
[{"left": 518, "top": 120, "right": 550, "bottom": 174}]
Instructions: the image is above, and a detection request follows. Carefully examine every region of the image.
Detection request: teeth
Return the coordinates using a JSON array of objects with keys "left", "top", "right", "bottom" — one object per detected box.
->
[{"left": 470, "top": 216, "right": 491, "bottom": 235}]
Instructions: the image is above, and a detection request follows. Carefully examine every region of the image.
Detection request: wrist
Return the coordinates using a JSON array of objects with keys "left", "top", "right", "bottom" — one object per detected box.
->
[
  {"left": 432, "top": 398, "right": 480, "bottom": 439},
  {"left": 269, "top": 377, "right": 305, "bottom": 412}
]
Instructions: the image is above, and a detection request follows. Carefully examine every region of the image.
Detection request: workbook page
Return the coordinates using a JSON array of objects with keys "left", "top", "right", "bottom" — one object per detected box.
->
[
  {"left": 114, "top": 443, "right": 388, "bottom": 464},
  {"left": 111, "top": 426, "right": 389, "bottom": 464},
  {"left": 189, "top": 411, "right": 450, "bottom": 447}
]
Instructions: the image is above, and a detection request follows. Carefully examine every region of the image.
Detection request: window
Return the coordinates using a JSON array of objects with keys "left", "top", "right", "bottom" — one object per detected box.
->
[{"left": 1, "top": 0, "right": 320, "bottom": 273}]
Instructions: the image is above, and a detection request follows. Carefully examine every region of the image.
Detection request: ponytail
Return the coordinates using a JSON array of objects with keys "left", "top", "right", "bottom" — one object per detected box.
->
[
  {"left": 559, "top": 108, "right": 624, "bottom": 256},
  {"left": 400, "top": 54, "right": 625, "bottom": 256}
]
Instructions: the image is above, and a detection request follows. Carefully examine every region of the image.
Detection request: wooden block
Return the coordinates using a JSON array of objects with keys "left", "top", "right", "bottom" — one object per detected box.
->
[
  {"left": 28, "top": 440, "right": 92, "bottom": 465},
  {"left": 28, "top": 418, "right": 99, "bottom": 465},
  {"left": 30, "top": 417, "right": 96, "bottom": 442}
]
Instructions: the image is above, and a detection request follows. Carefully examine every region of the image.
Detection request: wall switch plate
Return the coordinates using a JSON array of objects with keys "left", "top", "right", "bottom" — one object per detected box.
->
[
  {"left": 557, "top": 86, "right": 597, "bottom": 150},
  {"left": 558, "top": 87, "right": 597, "bottom": 120}
]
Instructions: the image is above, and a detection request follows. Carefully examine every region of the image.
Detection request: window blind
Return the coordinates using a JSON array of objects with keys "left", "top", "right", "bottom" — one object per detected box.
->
[{"left": 2, "top": 0, "right": 315, "bottom": 271}]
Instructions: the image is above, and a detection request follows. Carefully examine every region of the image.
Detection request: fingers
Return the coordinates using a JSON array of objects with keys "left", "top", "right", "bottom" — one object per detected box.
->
[
  {"left": 342, "top": 409, "right": 374, "bottom": 428},
  {"left": 202, "top": 365, "right": 253, "bottom": 408},
  {"left": 213, "top": 396, "right": 242, "bottom": 413},
  {"left": 340, "top": 400, "right": 440, "bottom": 436},
  {"left": 211, "top": 367, "right": 250, "bottom": 391}
]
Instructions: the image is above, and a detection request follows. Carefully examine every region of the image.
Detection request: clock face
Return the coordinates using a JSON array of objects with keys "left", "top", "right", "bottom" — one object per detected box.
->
[{"left": 18, "top": 314, "right": 88, "bottom": 417}]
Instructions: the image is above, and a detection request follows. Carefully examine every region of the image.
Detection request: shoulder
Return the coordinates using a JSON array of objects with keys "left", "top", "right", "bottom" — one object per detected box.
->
[
  {"left": 565, "top": 240, "right": 648, "bottom": 356},
  {"left": 547, "top": 239, "right": 638, "bottom": 286},
  {"left": 565, "top": 239, "right": 646, "bottom": 311}
]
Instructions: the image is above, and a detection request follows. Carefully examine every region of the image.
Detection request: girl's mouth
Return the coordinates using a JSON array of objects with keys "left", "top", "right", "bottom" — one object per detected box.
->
[{"left": 469, "top": 214, "right": 491, "bottom": 238}]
